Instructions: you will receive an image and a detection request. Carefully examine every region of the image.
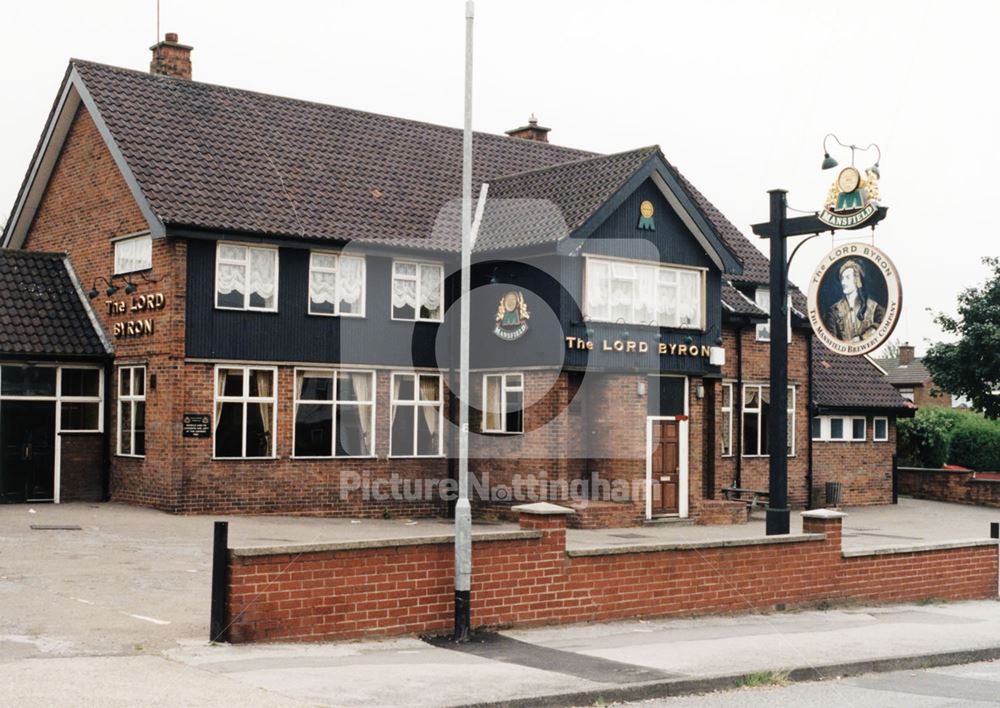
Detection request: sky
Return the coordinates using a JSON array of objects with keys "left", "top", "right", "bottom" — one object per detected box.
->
[{"left": 1, "top": 0, "right": 996, "bottom": 355}]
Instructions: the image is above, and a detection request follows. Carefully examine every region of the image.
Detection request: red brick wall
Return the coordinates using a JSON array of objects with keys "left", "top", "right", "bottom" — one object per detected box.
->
[
  {"left": 226, "top": 511, "right": 998, "bottom": 643},
  {"left": 812, "top": 419, "right": 896, "bottom": 506},
  {"left": 59, "top": 433, "right": 104, "bottom": 502},
  {"left": 912, "top": 381, "right": 952, "bottom": 409},
  {"left": 899, "top": 468, "right": 1000, "bottom": 509}
]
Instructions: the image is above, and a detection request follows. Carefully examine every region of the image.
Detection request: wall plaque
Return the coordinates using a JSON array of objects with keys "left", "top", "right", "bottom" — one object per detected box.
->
[{"left": 182, "top": 413, "right": 211, "bottom": 438}]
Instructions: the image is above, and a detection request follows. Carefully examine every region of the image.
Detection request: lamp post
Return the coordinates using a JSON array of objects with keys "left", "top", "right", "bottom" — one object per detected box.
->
[{"left": 751, "top": 137, "right": 886, "bottom": 535}]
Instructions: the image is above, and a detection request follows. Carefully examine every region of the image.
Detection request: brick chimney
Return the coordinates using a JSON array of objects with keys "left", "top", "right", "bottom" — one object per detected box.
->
[
  {"left": 150, "top": 32, "right": 193, "bottom": 80},
  {"left": 505, "top": 115, "right": 550, "bottom": 143},
  {"left": 898, "top": 343, "right": 915, "bottom": 365}
]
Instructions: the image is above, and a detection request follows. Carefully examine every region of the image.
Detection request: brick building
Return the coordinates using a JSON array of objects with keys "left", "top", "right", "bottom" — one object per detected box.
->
[
  {"left": 0, "top": 36, "right": 911, "bottom": 523},
  {"left": 880, "top": 343, "right": 953, "bottom": 408}
]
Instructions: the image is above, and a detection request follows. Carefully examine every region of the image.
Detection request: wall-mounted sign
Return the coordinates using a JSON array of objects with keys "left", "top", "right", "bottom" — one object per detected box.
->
[
  {"left": 494, "top": 291, "right": 530, "bottom": 341},
  {"left": 807, "top": 242, "right": 901, "bottom": 356},
  {"left": 819, "top": 166, "right": 881, "bottom": 228},
  {"left": 106, "top": 292, "right": 166, "bottom": 339},
  {"left": 182, "top": 413, "right": 211, "bottom": 438},
  {"left": 565, "top": 336, "right": 723, "bottom": 361},
  {"left": 637, "top": 200, "right": 656, "bottom": 231}
]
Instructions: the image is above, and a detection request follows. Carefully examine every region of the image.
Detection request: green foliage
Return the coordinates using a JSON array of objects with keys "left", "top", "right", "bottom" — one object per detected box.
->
[
  {"left": 948, "top": 414, "right": 1000, "bottom": 471},
  {"left": 736, "top": 671, "right": 789, "bottom": 688},
  {"left": 924, "top": 256, "right": 1000, "bottom": 419},
  {"left": 897, "top": 408, "right": 959, "bottom": 467}
]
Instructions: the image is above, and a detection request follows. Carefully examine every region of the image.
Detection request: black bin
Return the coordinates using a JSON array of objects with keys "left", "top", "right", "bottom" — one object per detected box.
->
[{"left": 825, "top": 481, "right": 843, "bottom": 508}]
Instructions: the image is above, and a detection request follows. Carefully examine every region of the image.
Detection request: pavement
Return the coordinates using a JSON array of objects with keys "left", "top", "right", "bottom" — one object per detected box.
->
[{"left": 1, "top": 498, "right": 999, "bottom": 706}]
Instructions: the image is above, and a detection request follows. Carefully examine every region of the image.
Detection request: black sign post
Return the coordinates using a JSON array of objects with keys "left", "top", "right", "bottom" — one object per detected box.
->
[{"left": 752, "top": 192, "right": 887, "bottom": 535}]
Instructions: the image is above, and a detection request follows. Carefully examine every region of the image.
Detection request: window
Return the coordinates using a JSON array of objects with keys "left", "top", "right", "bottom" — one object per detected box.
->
[
  {"left": 215, "top": 243, "right": 278, "bottom": 311},
  {"left": 293, "top": 370, "right": 375, "bottom": 457},
  {"left": 114, "top": 234, "right": 152, "bottom": 274},
  {"left": 874, "top": 417, "right": 889, "bottom": 442},
  {"left": 308, "top": 252, "right": 366, "bottom": 316},
  {"left": 813, "top": 416, "right": 868, "bottom": 442},
  {"left": 482, "top": 373, "right": 524, "bottom": 434},
  {"left": 900, "top": 387, "right": 914, "bottom": 402},
  {"left": 755, "top": 287, "right": 770, "bottom": 341},
  {"left": 60, "top": 368, "right": 102, "bottom": 432},
  {"left": 117, "top": 366, "right": 146, "bottom": 457},
  {"left": 721, "top": 383, "right": 734, "bottom": 456},
  {"left": 214, "top": 367, "right": 276, "bottom": 458},
  {"left": 741, "top": 384, "right": 795, "bottom": 456},
  {"left": 392, "top": 261, "right": 443, "bottom": 321},
  {"left": 390, "top": 373, "right": 443, "bottom": 456},
  {"left": 585, "top": 257, "right": 703, "bottom": 329}
]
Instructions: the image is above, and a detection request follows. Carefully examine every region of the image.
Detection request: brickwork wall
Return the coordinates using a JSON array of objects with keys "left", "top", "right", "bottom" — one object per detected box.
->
[
  {"left": 715, "top": 326, "right": 810, "bottom": 507},
  {"left": 59, "top": 433, "right": 104, "bottom": 502},
  {"left": 899, "top": 468, "right": 1000, "bottom": 509},
  {"left": 912, "top": 382, "right": 952, "bottom": 409},
  {"left": 226, "top": 511, "right": 998, "bottom": 643},
  {"left": 695, "top": 499, "right": 747, "bottom": 525},
  {"left": 812, "top": 419, "right": 896, "bottom": 506}
]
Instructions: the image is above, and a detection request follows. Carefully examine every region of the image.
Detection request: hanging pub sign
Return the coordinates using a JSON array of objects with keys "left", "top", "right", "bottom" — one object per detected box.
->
[
  {"left": 494, "top": 291, "right": 530, "bottom": 341},
  {"left": 819, "top": 166, "right": 881, "bottom": 228},
  {"left": 806, "top": 242, "right": 902, "bottom": 356}
]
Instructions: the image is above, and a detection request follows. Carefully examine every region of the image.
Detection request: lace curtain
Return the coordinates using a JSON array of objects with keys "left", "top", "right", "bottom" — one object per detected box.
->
[
  {"left": 309, "top": 255, "right": 364, "bottom": 309},
  {"left": 420, "top": 266, "right": 442, "bottom": 312},
  {"left": 250, "top": 250, "right": 276, "bottom": 301},
  {"left": 419, "top": 377, "right": 439, "bottom": 437},
  {"left": 350, "top": 372, "right": 372, "bottom": 453},
  {"left": 392, "top": 276, "right": 417, "bottom": 310},
  {"left": 217, "top": 262, "right": 245, "bottom": 296},
  {"left": 339, "top": 257, "right": 364, "bottom": 308}
]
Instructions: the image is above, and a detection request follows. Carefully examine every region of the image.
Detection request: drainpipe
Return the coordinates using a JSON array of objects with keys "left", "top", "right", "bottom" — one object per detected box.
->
[
  {"left": 735, "top": 325, "right": 743, "bottom": 488},
  {"left": 806, "top": 332, "right": 814, "bottom": 510},
  {"left": 102, "top": 358, "right": 113, "bottom": 501}
]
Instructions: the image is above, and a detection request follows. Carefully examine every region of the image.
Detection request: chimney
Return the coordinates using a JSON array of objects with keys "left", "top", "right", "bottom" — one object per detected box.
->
[
  {"left": 898, "top": 343, "right": 915, "bottom": 365},
  {"left": 505, "top": 114, "right": 550, "bottom": 143},
  {"left": 150, "top": 32, "right": 193, "bottom": 80}
]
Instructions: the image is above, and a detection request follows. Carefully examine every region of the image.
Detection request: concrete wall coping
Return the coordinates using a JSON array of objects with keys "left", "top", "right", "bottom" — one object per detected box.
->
[
  {"left": 801, "top": 509, "right": 848, "bottom": 520},
  {"left": 898, "top": 467, "right": 972, "bottom": 475},
  {"left": 511, "top": 502, "right": 576, "bottom": 515},
  {"left": 968, "top": 478, "right": 1000, "bottom": 485},
  {"left": 229, "top": 530, "right": 542, "bottom": 558},
  {"left": 841, "top": 538, "right": 1000, "bottom": 558},
  {"left": 567, "top": 533, "right": 827, "bottom": 557}
]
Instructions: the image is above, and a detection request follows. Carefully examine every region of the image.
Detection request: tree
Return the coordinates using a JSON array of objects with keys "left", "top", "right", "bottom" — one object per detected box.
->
[
  {"left": 924, "top": 257, "right": 1000, "bottom": 419},
  {"left": 873, "top": 338, "right": 902, "bottom": 361}
]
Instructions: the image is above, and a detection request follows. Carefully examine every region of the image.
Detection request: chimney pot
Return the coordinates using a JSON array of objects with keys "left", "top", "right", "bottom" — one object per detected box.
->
[
  {"left": 898, "top": 343, "right": 915, "bottom": 365},
  {"left": 150, "top": 32, "right": 193, "bottom": 80},
  {"left": 505, "top": 115, "right": 551, "bottom": 143}
]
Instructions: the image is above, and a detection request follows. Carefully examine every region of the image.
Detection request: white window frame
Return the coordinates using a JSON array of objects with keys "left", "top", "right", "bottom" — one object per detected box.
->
[
  {"left": 812, "top": 415, "right": 868, "bottom": 442},
  {"left": 873, "top": 416, "right": 889, "bottom": 442},
  {"left": 481, "top": 373, "right": 524, "bottom": 434},
  {"left": 720, "top": 382, "right": 734, "bottom": 457},
  {"left": 899, "top": 387, "right": 915, "bottom": 402},
  {"left": 117, "top": 366, "right": 146, "bottom": 457},
  {"left": 755, "top": 287, "right": 771, "bottom": 341},
  {"left": 114, "top": 234, "right": 152, "bottom": 275},
  {"left": 391, "top": 260, "right": 445, "bottom": 323},
  {"left": 390, "top": 372, "right": 444, "bottom": 457},
  {"left": 307, "top": 251, "right": 366, "bottom": 317},
  {"left": 213, "top": 365, "right": 278, "bottom": 459},
  {"left": 291, "top": 368, "right": 376, "bottom": 458},
  {"left": 59, "top": 367, "right": 104, "bottom": 434},
  {"left": 583, "top": 255, "right": 705, "bottom": 330},
  {"left": 214, "top": 242, "right": 279, "bottom": 312},
  {"left": 741, "top": 383, "right": 796, "bottom": 457}
]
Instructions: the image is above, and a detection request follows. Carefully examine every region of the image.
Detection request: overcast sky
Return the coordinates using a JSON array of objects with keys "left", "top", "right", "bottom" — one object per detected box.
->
[{"left": 1, "top": 0, "right": 996, "bottom": 355}]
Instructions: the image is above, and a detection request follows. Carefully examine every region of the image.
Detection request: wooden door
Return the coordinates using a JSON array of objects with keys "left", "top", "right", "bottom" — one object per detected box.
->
[
  {"left": 1, "top": 401, "right": 56, "bottom": 502},
  {"left": 650, "top": 420, "right": 680, "bottom": 514}
]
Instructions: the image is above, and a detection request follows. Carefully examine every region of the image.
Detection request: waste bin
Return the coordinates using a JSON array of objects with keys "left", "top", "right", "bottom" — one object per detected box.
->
[{"left": 825, "top": 481, "right": 842, "bottom": 508}]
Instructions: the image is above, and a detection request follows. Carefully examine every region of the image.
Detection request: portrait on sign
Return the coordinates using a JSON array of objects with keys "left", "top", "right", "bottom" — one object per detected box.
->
[{"left": 806, "top": 243, "right": 902, "bottom": 357}]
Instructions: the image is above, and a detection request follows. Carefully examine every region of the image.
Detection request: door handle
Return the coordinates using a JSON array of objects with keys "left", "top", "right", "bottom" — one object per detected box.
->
[{"left": 23, "top": 443, "right": 32, "bottom": 461}]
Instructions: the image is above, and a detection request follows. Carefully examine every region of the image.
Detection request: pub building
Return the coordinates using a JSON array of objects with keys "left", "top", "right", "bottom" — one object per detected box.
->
[{"left": 0, "top": 36, "right": 911, "bottom": 524}]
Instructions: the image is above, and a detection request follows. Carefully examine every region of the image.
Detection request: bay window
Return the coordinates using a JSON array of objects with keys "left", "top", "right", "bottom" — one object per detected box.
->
[
  {"left": 308, "top": 252, "right": 365, "bottom": 316},
  {"left": 214, "top": 366, "right": 276, "bottom": 458},
  {"left": 482, "top": 373, "right": 523, "bottom": 434},
  {"left": 293, "top": 369, "right": 375, "bottom": 457},
  {"left": 390, "top": 373, "right": 443, "bottom": 456},
  {"left": 215, "top": 243, "right": 278, "bottom": 311},
  {"left": 392, "top": 261, "right": 443, "bottom": 322},
  {"left": 585, "top": 257, "right": 702, "bottom": 329},
  {"left": 741, "top": 384, "right": 795, "bottom": 456}
]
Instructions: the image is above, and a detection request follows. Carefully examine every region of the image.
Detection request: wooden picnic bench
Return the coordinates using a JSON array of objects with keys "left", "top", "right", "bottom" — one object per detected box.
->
[{"left": 721, "top": 486, "right": 770, "bottom": 515}]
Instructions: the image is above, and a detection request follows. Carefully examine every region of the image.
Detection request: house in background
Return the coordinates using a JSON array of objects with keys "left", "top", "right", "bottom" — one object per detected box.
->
[{"left": 880, "top": 343, "right": 952, "bottom": 408}]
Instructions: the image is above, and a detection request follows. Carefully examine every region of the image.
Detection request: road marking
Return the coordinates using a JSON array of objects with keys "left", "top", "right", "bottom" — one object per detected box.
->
[
  {"left": 72, "top": 597, "right": 94, "bottom": 605},
  {"left": 123, "top": 613, "right": 171, "bottom": 625}
]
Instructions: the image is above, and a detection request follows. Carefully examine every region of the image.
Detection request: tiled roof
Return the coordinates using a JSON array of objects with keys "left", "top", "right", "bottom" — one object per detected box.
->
[
  {"left": 72, "top": 60, "right": 592, "bottom": 251},
  {"left": 474, "top": 146, "right": 660, "bottom": 251},
  {"left": 879, "top": 357, "right": 933, "bottom": 385},
  {"left": 811, "top": 338, "right": 911, "bottom": 411},
  {"left": 0, "top": 250, "right": 110, "bottom": 358},
  {"left": 721, "top": 283, "right": 766, "bottom": 317}
]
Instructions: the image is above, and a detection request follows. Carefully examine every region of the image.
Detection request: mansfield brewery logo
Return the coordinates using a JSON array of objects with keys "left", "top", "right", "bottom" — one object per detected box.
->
[
  {"left": 494, "top": 291, "right": 530, "bottom": 341},
  {"left": 819, "top": 165, "right": 881, "bottom": 228},
  {"left": 807, "top": 242, "right": 902, "bottom": 357}
]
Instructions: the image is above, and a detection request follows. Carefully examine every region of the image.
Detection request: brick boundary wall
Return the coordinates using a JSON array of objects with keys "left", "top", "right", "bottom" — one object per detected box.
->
[
  {"left": 225, "top": 506, "right": 998, "bottom": 643},
  {"left": 899, "top": 467, "right": 1000, "bottom": 509}
]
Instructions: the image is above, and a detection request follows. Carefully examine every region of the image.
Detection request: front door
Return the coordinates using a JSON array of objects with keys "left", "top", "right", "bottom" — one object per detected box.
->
[
  {"left": 650, "top": 419, "right": 680, "bottom": 514},
  {"left": 0, "top": 401, "right": 57, "bottom": 502}
]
